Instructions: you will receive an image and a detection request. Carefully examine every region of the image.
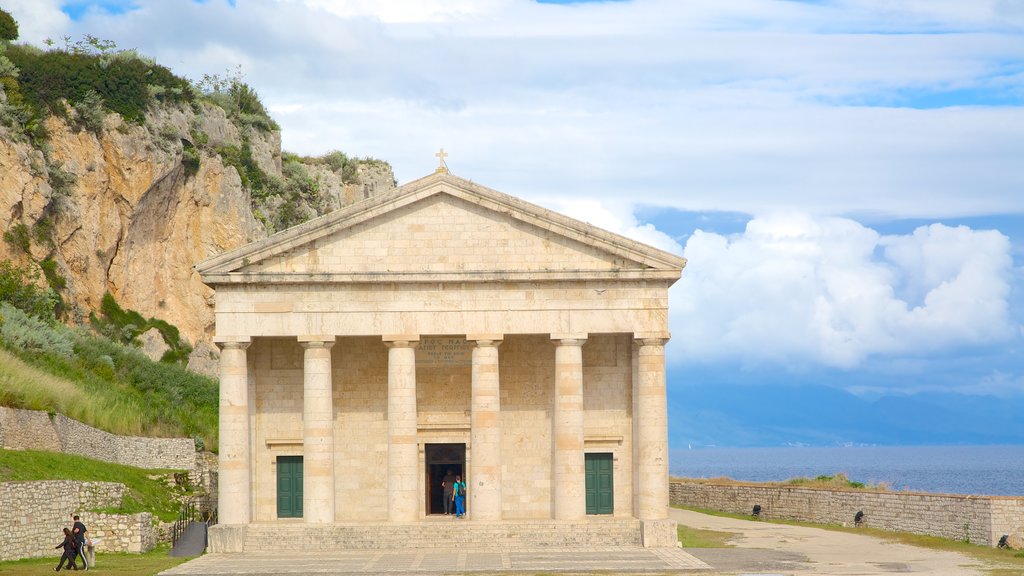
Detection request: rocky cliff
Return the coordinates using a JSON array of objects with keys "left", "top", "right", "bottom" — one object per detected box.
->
[{"left": 0, "top": 101, "right": 395, "bottom": 374}]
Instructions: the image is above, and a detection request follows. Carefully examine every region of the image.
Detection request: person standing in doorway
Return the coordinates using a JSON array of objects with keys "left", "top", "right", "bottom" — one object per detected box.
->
[
  {"left": 54, "top": 527, "right": 78, "bottom": 571},
  {"left": 453, "top": 474, "right": 466, "bottom": 518},
  {"left": 71, "top": 514, "right": 89, "bottom": 571},
  {"left": 441, "top": 468, "right": 456, "bottom": 515}
]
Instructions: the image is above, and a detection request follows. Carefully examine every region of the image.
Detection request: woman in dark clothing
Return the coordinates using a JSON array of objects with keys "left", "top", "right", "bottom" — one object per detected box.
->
[{"left": 55, "top": 527, "right": 78, "bottom": 571}]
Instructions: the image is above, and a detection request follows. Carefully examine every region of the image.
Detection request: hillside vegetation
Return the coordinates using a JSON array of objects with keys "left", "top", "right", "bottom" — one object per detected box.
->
[
  {"left": 0, "top": 261, "right": 218, "bottom": 449},
  {"left": 0, "top": 449, "right": 189, "bottom": 521}
]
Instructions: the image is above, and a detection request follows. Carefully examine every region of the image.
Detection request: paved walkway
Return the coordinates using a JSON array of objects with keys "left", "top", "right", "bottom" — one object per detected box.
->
[
  {"left": 671, "top": 508, "right": 987, "bottom": 575},
  {"left": 159, "top": 546, "right": 711, "bottom": 575},
  {"left": 161, "top": 510, "right": 994, "bottom": 575}
]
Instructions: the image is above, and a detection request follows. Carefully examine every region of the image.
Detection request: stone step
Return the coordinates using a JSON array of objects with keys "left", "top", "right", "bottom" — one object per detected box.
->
[{"left": 239, "top": 519, "right": 643, "bottom": 552}]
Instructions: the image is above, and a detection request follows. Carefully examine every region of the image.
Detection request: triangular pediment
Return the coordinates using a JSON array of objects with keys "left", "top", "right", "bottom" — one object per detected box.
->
[{"left": 197, "top": 172, "right": 685, "bottom": 284}]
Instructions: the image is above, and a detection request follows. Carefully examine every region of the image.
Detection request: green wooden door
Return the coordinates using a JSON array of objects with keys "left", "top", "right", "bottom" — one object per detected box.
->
[
  {"left": 585, "top": 453, "right": 613, "bottom": 515},
  {"left": 277, "top": 456, "right": 303, "bottom": 518}
]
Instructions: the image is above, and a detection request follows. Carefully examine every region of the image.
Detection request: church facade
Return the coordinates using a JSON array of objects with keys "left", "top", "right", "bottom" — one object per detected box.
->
[{"left": 197, "top": 168, "right": 685, "bottom": 549}]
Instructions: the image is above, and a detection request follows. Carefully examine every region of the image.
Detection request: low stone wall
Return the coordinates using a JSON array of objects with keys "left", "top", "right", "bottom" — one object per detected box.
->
[
  {"left": 0, "top": 406, "right": 196, "bottom": 471},
  {"left": 0, "top": 480, "right": 156, "bottom": 560},
  {"left": 670, "top": 480, "right": 1024, "bottom": 547}
]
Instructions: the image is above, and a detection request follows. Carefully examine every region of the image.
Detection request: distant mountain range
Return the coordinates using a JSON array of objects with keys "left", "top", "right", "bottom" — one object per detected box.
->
[{"left": 667, "top": 382, "right": 1024, "bottom": 447}]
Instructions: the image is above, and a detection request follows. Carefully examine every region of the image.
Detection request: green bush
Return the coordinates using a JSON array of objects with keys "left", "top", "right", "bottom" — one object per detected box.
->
[
  {"left": 321, "top": 150, "right": 358, "bottom": 182},
  {"left": 0, "top": 8, "right": 17, "bottom": 42},
  {"left": 73, "top": 88, "right": 105, "bottom": 134},
  {"left": 0, "top": 302, "right": 73, "bottom": 356},
  {"left": 89, "top": 292, "right": 193, "bottom": 366},
  {"left": 5, "top": 41, "right": 192, "bottom": 126},
  {"left": 47, "top": 162, "right": 77, "bottom": 197},
  {"left": 2, "top": 222, "right": 30, "bottom": 253},
  {"left": 182, "top": 141, "right": 200, "bottom": 176},
  {"left": 38, "top": 257, "right": 66, "bottom": 290},
  {"left": 0, "top": 260, "right": 58, "bottom": 319}
]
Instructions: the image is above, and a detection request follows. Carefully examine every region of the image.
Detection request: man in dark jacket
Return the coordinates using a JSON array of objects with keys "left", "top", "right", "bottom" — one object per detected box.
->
[{"left": 71, "top": 514, "right": 89, "bottom": 571}]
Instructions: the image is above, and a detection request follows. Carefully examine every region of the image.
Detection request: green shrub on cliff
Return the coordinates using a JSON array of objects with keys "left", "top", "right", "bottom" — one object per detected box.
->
[
  {"left": 0, "top": 260, "right": 58, "bottom": 320},
  {"left": 5, "top": 36, "right": 192, "bottom": 127},
  {"left": 89, "top": 292, "right": 193, "bottom": 365}
]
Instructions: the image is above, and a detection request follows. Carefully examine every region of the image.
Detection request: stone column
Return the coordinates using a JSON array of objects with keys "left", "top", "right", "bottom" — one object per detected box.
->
[
  {"left": 385, "top": 337, "right": 419, "bottom": 522},
  {"left": 299, "top": 336, "right": 336, "bottom": 524},
  {"left": 214, "top": 337, "right": 251, "bottom": 525},
  {"left": 636, "top": 338, "right": 669, "bottom": 520},
  {"left": 469, "top": 335, "right": 502, "bottom": 520},
  {"left": 551, "top": 335, "right": 586, "bottom": 520},
  {"left": 631, "top": 341, "right": 640, "bottom": 517}
]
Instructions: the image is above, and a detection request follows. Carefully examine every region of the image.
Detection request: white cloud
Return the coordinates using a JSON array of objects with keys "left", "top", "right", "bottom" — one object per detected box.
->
[
  {"left": 2, "top": 0, "right": 70, "bottom": 43},
  {"left": 543, "top": 198, "right": 683, "bottom": 255},
  {"left": 670, "top": 215, "right": 1015, "bottom": 368}
]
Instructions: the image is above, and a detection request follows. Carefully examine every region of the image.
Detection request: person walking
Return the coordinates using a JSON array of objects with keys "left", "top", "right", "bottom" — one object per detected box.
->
[
  {"left": 71, "top": 514, "right": 89, "bottom": 571},
  {"left": 452, "top": 474, "right": 466, "bottom": 518},
  {"left": 441, "top": 469, "right": 456, "bottom": 515},
  {"left": 54, "top": 527, "right": 78, "bottom": 571}
]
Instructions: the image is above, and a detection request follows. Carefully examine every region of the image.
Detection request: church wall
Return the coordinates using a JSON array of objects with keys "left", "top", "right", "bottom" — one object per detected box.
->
[
  {"left": 333, "top": 337, "right": 390, "bottom": 521},
  {"left": 583, "top": 333, "right": 634, "bottom": 518},
  {"left": 499, "top": 335, "right": 556, "bottom": 519},
  {"left": 251, "top": 337, "right": 304, "bottom": 522}
]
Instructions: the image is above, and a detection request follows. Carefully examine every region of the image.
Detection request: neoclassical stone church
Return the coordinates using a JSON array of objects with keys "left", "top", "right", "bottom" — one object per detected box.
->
[{"left": 197, "top": 162, "right": 685, "bottom": 550}]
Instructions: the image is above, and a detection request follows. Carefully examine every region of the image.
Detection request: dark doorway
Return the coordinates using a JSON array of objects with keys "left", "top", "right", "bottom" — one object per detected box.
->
[
  {"left": 425, "top": 443, "right": 465, "bottom": 515},
  {"left": 277, "top": 455, "right": 303, "bottom": 518}
]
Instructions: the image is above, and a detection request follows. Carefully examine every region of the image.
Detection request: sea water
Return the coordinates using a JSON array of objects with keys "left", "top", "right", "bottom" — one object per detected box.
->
[{"left": 669, "top": 445, "right": 1024, "bottom": 496}]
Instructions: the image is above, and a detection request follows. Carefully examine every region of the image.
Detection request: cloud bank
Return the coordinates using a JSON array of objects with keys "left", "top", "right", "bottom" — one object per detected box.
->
[{"left": 671, "top": 215, "right": 1015, "bottom": 369}]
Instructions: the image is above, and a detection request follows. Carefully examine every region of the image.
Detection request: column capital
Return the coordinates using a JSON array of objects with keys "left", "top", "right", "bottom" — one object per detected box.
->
[
  {"left": 298, "top": 335, "right": 336, "bottom": 349},
  {"left": 471, "top": 339, "right": 502, "bottom": 348},
  {"left": 635, "top": 337, "right": 669, "bottom": 348},
  {"left": 384, "top": 339, "right": 419, "bottom": 349},
  {"left": 551, "top": 333, "right": 587, "bottom": 346},
  {"left": 213, "top": 336, "right": 251, "bottom": 351},
  {"left": 467, "top": 333, "right": 503, "bottom": 344}
]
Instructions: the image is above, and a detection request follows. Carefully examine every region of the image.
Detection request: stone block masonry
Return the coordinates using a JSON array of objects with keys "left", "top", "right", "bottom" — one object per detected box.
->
[
  {"left": 0, "top": 480, "right": 156, "bottom": 560},
  {"left": 670, "top": 480, "right": 1024, "bottom": 547},
  {"left": 0, "top": 406, "right": 197, "bottom": 472}
]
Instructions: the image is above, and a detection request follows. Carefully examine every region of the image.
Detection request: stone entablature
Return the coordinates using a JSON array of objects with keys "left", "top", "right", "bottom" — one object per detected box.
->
[
  {"left": 670, "top": 480, "right": 1024, "bottom": 548},
  {"left": 198, "top": 171, "right": 686, "bottom": 550}
]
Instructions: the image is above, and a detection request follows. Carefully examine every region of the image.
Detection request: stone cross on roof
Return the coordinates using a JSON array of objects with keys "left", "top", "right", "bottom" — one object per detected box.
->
[{"left": 435, "top": 148, "right": 449, "bottom": 173}]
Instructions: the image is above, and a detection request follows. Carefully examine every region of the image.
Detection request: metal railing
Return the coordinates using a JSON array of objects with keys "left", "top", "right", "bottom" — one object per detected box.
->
[{"left": 171, "top": 495, "right": 217, "bottom": 547}]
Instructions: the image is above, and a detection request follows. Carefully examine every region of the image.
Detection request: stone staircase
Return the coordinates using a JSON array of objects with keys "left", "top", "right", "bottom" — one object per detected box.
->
[{"left": 239, "top": 518, "right": 643, "bottom": 551}]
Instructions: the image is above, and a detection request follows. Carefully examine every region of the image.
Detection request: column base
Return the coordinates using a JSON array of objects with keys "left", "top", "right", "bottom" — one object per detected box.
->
[
  {"left": 207, "top": 524, "right": 247, "bottom": 553},
  {"left": 640, "top": 519, "right": 678, "bottom": 548}
]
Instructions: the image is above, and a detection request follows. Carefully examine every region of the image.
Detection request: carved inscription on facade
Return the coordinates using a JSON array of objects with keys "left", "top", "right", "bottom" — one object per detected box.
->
[{"left": 417, "top": 337, "right": 472, "bottom": 367}]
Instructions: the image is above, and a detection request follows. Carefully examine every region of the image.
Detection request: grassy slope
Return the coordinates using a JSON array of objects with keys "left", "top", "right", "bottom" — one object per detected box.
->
[
  {"left": 0, "top": 449, "right": 189, "bottom": 521},
  {"left": 0, "top": 342, "right": 217, "bottom": 450}
]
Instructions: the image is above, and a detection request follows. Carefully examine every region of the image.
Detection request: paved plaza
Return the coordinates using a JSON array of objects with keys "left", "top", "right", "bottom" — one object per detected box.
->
[{"left": 159, "top": 546, "right": 711, "bottom": 575}]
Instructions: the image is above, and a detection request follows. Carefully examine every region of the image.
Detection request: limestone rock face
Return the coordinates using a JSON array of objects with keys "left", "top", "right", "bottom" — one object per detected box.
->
[
  {"left": 0, "top": 103, "right": 265, "bottom": 347},
  {"left": 0, "top": 101, "right": 395, "bottom": 369},
  {"left": 138, "top": 327, "right": 171, "bottom": 362}
]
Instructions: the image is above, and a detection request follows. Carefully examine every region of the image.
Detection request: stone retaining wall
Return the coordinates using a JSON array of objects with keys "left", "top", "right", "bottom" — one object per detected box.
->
[
  {"left": 0, "top": 407, "right": 196, "bottom": 472},
  {"left": 670, "top": 480, "right": 1024, "bottom": 547},
  {"left": 0, "top": 480, "right": 156, "bottom": 560}
]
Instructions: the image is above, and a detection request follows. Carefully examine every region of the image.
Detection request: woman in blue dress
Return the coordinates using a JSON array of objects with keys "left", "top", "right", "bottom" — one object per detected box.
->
[{"left": 452, "top": 475, "right": 466, "bottom": 518}]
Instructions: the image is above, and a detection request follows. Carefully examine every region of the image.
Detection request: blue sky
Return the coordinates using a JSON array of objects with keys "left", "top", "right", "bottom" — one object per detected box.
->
[{"left": 5, "top": 0, "right": 1023, "bottom": 442}]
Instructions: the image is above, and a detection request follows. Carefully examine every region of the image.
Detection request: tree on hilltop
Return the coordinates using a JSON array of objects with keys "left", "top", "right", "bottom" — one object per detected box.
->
[{"left": 0, "top": 8, "right": 17, "bottom": 42}]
